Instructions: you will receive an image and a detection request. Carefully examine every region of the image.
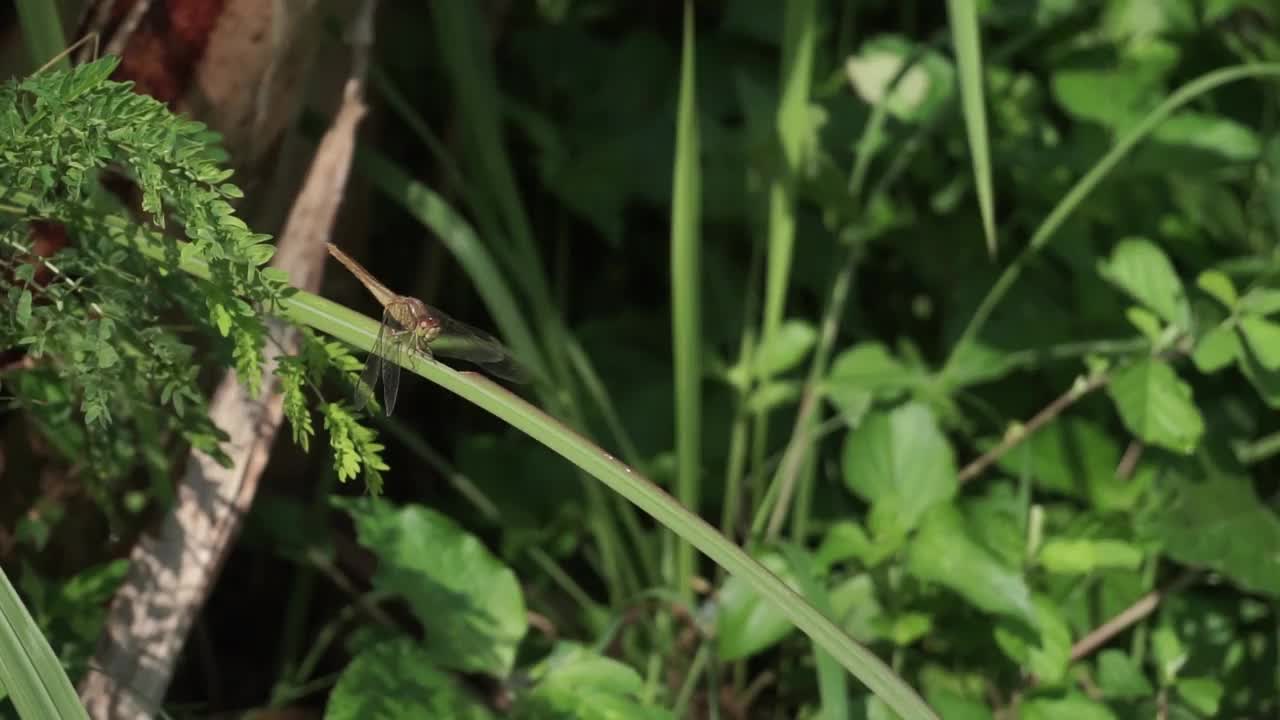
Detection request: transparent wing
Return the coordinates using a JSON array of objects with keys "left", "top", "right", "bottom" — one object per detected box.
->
[
  {"left": 427, "top": 306, "right": 530, "bottom": 383},
  {"left": 353, "top": 310, "right": 387, "bottom": 413},
  {"left": 381, "top": 320, "right": 404, "bottom": 416}
]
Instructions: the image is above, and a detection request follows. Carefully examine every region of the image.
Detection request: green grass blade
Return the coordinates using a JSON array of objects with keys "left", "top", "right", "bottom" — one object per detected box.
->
[
  {"left": 762, "top": 0, "right": 819, "bottom": 346},
  {"left": 946, "top": 0, "right": 997, "bottom": 255},
  {"left": 14, "top": 0, "right": 67, "bottom": 73},
  {"left": 284, "top": 291, "right": 938, "bottom": 720},
  {"left": 101, "top": 227, "right": 939, "bottom": 720},
  {"left": 0, "top": 566, "right": 89, "bottom": 719},
  {"left": 670, "top": 0, "right": 703, "bottom": 602},
  {"left": 780, "top": 544, "right": 850, "bottom": 720},
  {"left": 352, "top": 147, "right": 548, "bottom": 384},
  {"left": 944, "top": 63, "right": 1280, "bottom": 380}
]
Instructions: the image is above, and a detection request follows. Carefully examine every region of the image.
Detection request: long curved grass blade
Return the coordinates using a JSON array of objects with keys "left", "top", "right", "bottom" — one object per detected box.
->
[
  {"left": 0, "top": 566, "right": 89, "bottom": 720},
  {"left": 116, "top": 195, "right": 942, "bottom": 720},
  {"left": 670, "top": 0, "right": 703, "bottom": 602},
  {"left": 946, "top": 0, "right": 997, "bottom": 255}
]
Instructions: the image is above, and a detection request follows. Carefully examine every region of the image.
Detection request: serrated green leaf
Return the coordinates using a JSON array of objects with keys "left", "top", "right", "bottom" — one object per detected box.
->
[
  {"left": 1196, "top": 270, "right": 1237, "bottom": 308},
  {"left": 514, "top": 643, "right": 675, "bottom": 720},
  {"left": 1021, "top": 694, "right": 1118, "bottom": 720},
  {"left": 1098, "top": 238, "right": 1190, "bottom": 330},
  {"left": 211, "top": 303, "right": 232, "bottom": 337},
  {"left": 993, "top": 595, "right": 1072, "bottom": 685},
  {"left": 1192, "top": 322, "right": 1238, "bottom": 373},
  {"left": 1152, "top": 111, "right": 1261, "bottom": 162},
  {"left": 95, "top": 343, "right": 119, "bottom": 369},
  {"left": 1152, "top": 626, "right": 1187, "bottom": 684},
  {"left": 326, "top": 638, "right": 494, "bottom": 720},
  {"left": 843, "top": 402, "right": 957, "bottom": 542},
  {"left": 1125, "top": 305, "right": 1163, "bottom": 342},
  {"left": 1175, "top": 677, "right": 1223, "bottom": 716},
  {"left": 1238, "top": 314, "right": 1280, "bottom": 369},
  {"left": 1240, "top": 288, "right": 1280, "bottom": 316},
  {"left": 15, "top": 290, "right": 32, "bottom": 327},
  {"left": 717, "top": 552, "right": 797, "bottom": 661},
  {"left": 1097, "top": 649, "right": 1154, "bottom": 700},
  {"left": 335, "top": 498, "right": 527, "bottom": 675},
  {"left": 1106, "top": 358, "right": 1204, "bottom": 454},
  {"left": 1038, "top": 538, "right": 1143, "bottom": 574},
  {"left": 753, "top": 319, "right": 817, "bottom": 376},
  {"left": 905, "top": 503, "right": 1034, "bottom": 623},
  {"left": 1139, "top": 452, "right": 1280, "bottom": 597}
]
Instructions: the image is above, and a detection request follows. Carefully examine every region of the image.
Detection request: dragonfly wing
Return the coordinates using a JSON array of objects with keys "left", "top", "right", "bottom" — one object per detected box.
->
[
  {"left": 430, "top": 308, "right": 530, "bottom": 383},
  {"left": 381, "top": 318, "right": 404, "bottom": 417},
  {"left": 353, "top": 312, "right": 387, "bottom": 412}
]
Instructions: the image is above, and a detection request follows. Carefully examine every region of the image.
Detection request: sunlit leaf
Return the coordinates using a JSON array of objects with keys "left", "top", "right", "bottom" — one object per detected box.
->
[
  {"left": 1098, "top": 238, "right": 1191, "bottom": 330},
  {"left": 1106, "top": 357, "right": 1204, "bottom": 454},
  {"left": 843, "top": 402, "right": 957, "bottom": 542},
  {"left": 336, "top": 498, "right": 528, "bottom": 675},
  {"left": 905, "top": 503, "right": 1034, "bottom": 623},
  {"left": 326, "top": 638, "right": 494, "bottom": 720}
]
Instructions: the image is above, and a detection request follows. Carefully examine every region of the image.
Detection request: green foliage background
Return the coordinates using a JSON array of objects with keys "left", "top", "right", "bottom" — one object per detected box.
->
[{"left": 3, "top": 1, "right": 1280, "bottom": 718}]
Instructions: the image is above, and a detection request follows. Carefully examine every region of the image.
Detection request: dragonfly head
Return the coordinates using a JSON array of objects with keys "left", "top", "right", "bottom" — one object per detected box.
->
[{"left": 417, "top": 314, "right": 442, "bottom": 342}]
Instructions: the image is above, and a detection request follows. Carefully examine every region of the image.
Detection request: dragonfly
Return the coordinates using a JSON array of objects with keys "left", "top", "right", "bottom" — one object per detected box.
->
[{"left": 325, "top": 243, "right": 527, "bottom": 415}]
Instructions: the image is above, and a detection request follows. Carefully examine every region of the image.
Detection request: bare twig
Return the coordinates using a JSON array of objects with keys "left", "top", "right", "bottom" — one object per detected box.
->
[
  {"left": 1068, "top": 571, "right": 1199, "bottom": 662},
  {"left": 957, "top": 372, "right": 1110, "bottom": 485},
  {"left": 78, "top": 3, "right": 376, "bottom": 716}
]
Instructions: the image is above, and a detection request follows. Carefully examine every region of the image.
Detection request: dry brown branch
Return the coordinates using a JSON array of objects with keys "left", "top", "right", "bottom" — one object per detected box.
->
[
  {"left": 1068, "top": 571, "right": 1199, "bottom": 663},
  {"left": 958, "top": 371, "right": 1111, "bottom": 485}
]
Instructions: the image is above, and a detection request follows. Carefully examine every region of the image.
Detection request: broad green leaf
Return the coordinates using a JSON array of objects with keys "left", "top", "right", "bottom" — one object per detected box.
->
[
  {"left": 1240, "top": 287, "right": 1280, "bottom": 315},
  {"left": 993, "top": 595, "right": 1072, "bottom": 685},
  {"left": 1020, "top": 694, "right": 1118, "bottom": 720},
  {"left": 336, "top": 498, "right": 527, "bottom": 676},
  {"left": 1124, "top": 306, "right": 1163, "bottom": 342},
  {"left": 513, "top": 643, "right": 675, "bottom": 720},
  {"left": 1052, "top": 63, "right": 1163, "bottom": 131},
  {"left": 1196, "top": 270, "right": 1237, "bottom": 308},
  {"left": 1152, "top": 626, "right": 1188, "bottom": 684},
  {"left": 843, "top": 402, "right": 957, "bottom": 542},
  {"left": 1237, "top": 314, "right": 1280, "bottom": 369},
  {"left": 905, "top": 504, "right": 1034, "bottom": 623},
  {"left": 1037, "top": 538, "right": 1143, "bottom": 575},
  {"left": 995, "top": 418, "right": 1139, "bottom": 509},
  {"left": 1238, "top": 341, "right": 1280, "bottom": 408},
  {"left": 1097, "top": 238, "right": 1190, "bottom": 330},
  {"left": 829, "top": 574, "right": 884, "bottom": 644},
  {"left": 827, "top": 342, "right": 919, "bottom": 392},
  {"left": 1106, "top": 357, "right": 1204, "bottom": 454},
  {"left": 1191, "top": 322, "right": 1238, "bottom": 373},
  {"left": 15, "top": 290, "right": 31, "bottom": 327},
  {"left": 753, "top": 319, "right": 817, "bottom": 376},
  {"left": 874, "top": 612, "right": 933, "bottom": 647},
  {"left": 1175, "top": 677, "right": 1223, "bottom": 717},
  {"left": 716, "top": 552, "right": 797, "bottom": 661},
  {"left": 1097, "top": 649, "right": 1154, "bottom": 700},
  {"left": 926, "top": 691, "right": 993, "bottom": 720},
  {"left": 325, "top": 638, "right": 494, "bottom": 720},
  {"left": 845, "top": 35, "right": 955, "bottom": 123},
  {"left": 1139, "top": 453, "right": 1280, "bottom": 596},
  {"left": 815, "top": 521, "right": 872, "bottom": 570},
  {"left": 825, "top": 342, "right": 919, "bottom": 424},
  {"left": 1153, "top": 111, "right": 1261, "bottom": 162}
]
